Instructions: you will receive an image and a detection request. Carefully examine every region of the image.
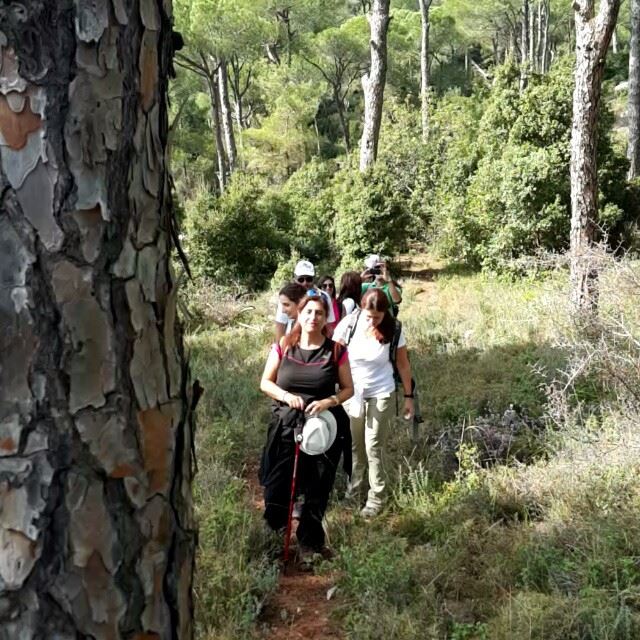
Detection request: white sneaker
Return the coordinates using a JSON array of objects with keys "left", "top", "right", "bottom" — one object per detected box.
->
[{"left": 360, "top": 505, "right": 380, "bottom": 518}]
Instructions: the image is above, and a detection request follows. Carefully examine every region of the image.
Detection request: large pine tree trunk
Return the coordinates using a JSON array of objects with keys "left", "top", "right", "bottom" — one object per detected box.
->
[
  {"left": 359, "top": 0, "right": 391, "bottom": 172},
  {"left": 0, "top": 2, "right": 196, "bottom": 638},
  {"left": 628, "top": 0, "right": 640, "bottom": 179},
  {"left": 570, "top": 0, "right": 621, "bottom": 312},
  {"left": 418, "top": 0, "right": 432, "bottom": 142},
  {"left": 217, "top": 58, "right": 237, "bottom": 173}
]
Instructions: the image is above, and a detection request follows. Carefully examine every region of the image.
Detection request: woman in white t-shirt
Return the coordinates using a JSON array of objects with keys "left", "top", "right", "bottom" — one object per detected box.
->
[{"left": 333, "top": 288, "right": 414, "bottom": 517}]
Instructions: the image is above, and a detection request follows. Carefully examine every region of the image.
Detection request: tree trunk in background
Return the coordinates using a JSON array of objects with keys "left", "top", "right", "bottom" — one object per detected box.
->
[
  {"left": 541, "top": 0, "right": 551, "bottom": 73},
  {"left": 208, "top": 71, "right": 228, "bottom": 192},
  {"left": 570, "top": 0, "right": 621, "bottom": 312},
  {"left": 529, "top": 0, "right": 536, "bottom": 67},
  {"left": 218, "top": 59, "right": 237, "bottom": 172},
  {"left": 229, "top": 55, "right": 249, "bottom": 131},
  {"left": 334, "top": 87, "right": 352, "bottom": 153},
  {"left": 359, "top": 0, "right": 391, "bottom": 172},
  {"left": 418, "top": 0, "right": 432, "bottom": 142},
  {"left": 520, "top": 0, "right": 530, "bottom": 90},
  {"left": 628, "top": 0, "right": 640, "bottom": 179},
  {"left": 0, "top": 2, "right": 197, "bottom": 638},
  {"left": 535, "top": 0, "right": 543, "bottom": 72}
]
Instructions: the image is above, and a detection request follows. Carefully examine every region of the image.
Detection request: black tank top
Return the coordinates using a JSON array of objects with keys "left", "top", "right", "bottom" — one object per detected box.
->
[{"left": 276, "top": 338, "right": 344, "bottom": 404}]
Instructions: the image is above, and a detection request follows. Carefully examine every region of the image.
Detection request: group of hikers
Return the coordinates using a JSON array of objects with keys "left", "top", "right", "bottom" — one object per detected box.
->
[{"left": 259, "top": 255, "right": 415, "bottom": 566}]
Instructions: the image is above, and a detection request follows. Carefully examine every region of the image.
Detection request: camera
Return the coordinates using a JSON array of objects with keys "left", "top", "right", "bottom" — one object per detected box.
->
[{"left": 369, "top": 265, "right": 382, "bottom": 276}]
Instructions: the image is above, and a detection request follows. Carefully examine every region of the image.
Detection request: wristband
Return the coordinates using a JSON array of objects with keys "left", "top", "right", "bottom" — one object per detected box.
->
[
  {"left": 331, "top": 394, "right": 340, "bottom": 406},
  {"left": 404, "top": 394, "right": 414, "bottom": 399},
  {"left": 281, "top": 390, "right": 288, "bottom": 402}
]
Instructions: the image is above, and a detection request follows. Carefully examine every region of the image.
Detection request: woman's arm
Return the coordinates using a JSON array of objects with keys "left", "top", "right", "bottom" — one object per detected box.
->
[
  {"left": 274, "top": 321, "right": 286, "bottom": 341},
  {"left": 386, "top": 280, "right": 402, "bottom": 304},
  {"left": 306, "top": 357, "right": 354, "bottom": 415},
  {"left": 381, "top": 263, "right": 402, "bottom": 304},
  {"left": 395, "top": 346, "right": 414, "bottom": 420},
  {"left": 260, "top": 346, "right": 305, "bottom": 410}
]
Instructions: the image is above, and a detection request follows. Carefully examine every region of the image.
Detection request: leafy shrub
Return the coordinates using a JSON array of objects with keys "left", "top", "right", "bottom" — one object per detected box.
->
[
  {"left": 429, "top": 58, "right": 630, "bottom": 271},
  {"left": 279, "top": 158, "right": 338, "bottom": 265},
  {"left": 183, "top": 176, "right": 288, "bottom": 289},
  {"left": 333, "top": 164, "right": 411, "bottom": 266}
]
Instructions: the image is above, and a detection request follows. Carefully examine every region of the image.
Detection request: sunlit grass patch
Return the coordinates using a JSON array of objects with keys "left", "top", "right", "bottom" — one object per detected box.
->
[{"left": 190, "top": 325, "right": 277, "bottom": 638}]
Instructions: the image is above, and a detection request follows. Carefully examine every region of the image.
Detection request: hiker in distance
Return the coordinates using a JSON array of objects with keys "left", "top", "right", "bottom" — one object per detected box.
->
[
  {"left": 260, "top": 291, "right": 353, "bottom": 564},
  {"left": 318, "top": 273, "right": 341, "bottom": 334},
  {"left": 334, "top": 288, "right": 414, "bottom": 518},
  {"left": 274, "top": 260, "right": 336, "bottom": 340},
  {"left": 361, "top": 254, "right": 402, "bottom": 316},
  {"left": 337, "top": 270, "right": 362, "bottom": 316}
]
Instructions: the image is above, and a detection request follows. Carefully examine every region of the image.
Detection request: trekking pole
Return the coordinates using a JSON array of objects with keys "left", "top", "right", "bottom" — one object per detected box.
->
[{"left": 283, "top": 431, "right": 304, "bottom": 565}]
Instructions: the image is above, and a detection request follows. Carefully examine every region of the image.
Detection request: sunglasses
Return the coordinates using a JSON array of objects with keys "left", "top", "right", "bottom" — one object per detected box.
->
[
  {"left": 296, "top": 276, "right": 314, "bottom": 283},
  {"left": 320, "top": 282, "right": 334, "bottom": 289}
]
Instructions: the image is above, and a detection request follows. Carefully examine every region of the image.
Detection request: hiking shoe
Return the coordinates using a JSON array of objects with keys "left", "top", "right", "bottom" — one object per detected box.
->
[
  {"left": 297, "top": 545, "right": 323, "bottom": 571},
  {"left": 360, "top": 505, "right": 381, "bottom": 519}
]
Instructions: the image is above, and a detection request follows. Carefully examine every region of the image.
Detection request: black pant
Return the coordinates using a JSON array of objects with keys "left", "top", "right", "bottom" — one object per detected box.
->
[{"left": 263, "top": 429, "right": 341, "bottom": 550}]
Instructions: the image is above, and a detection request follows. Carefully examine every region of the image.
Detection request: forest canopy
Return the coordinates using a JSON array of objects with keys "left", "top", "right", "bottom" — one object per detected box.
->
[{"left": 171, "top": 0, "right": 638, "bottom": 287}]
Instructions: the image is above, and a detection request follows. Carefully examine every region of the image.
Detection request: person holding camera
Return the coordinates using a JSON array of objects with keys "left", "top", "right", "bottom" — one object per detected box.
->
[{"left": 361, "top": 254, "right": 402, "bottom": 317}]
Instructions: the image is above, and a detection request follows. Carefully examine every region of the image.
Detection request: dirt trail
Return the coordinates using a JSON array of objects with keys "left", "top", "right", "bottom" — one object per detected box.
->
[
  {"left": 395, "top": 253, "right": 443, "bottom": 308},
  {"left": 243, "top": 464, "right": 343, "bottom": 640},
  {"left": 246, "top": 254, "right": 441, "bottom": 639}
]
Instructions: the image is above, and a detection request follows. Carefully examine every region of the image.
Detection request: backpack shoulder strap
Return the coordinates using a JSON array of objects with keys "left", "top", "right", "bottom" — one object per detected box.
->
[
  {"left": 345, "top": 309, "right": 361, "bottom": 346},
  {"left": 389, "top": 320, "right": 402, "bottom": 379}
]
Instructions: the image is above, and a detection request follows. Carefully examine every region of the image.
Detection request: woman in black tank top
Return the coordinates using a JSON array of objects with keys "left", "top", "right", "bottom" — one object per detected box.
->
[{"left": 260, "top": 292, "right": 354, "bottom": 557}]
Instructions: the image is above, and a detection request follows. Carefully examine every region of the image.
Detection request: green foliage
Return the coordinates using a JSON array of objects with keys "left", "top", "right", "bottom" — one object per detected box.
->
[
  {"left": 278, "top": 158, "right": 338, "bottom": 264},
  {"left": 183, "top": 176, "right": 288, "bottom": 288},
  {"left": 333, "top": 165, "right": 412, "bottom": 266},
  {"left": 428, "top": 59, "right": 630, "bottom": 271}
]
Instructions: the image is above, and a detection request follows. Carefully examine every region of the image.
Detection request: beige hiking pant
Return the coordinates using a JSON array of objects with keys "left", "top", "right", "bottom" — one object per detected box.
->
[{"left": 348, "top": 394, "right": 395, "bottom": 509}]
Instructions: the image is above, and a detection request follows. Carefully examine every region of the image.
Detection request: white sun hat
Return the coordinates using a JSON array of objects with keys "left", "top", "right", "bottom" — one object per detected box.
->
[{"left": 301, "top": 410, "right": 337, "bottom": 455}]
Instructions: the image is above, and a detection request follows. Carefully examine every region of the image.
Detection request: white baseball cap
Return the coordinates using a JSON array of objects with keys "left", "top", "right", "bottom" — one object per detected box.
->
[
  {"left": 364, "top": 254, "right": 381, "bottom": 269},
  {"left": 301, "top": 410, "right": 337, "bottom": 455},
  {"left": 294, "top": 260, "right": 315, "bottom": 277}
]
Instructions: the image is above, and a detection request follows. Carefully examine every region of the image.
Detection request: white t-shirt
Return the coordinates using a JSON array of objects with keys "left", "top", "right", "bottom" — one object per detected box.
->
[
  {"left": 333, "top": 311, "right": 406, "bottom": 398},
  {"left": 275, "top": 289, "right": 336, "bottom": 325},
  {"left": 341, "top": 298, "right": 357, "bottom": 316}
]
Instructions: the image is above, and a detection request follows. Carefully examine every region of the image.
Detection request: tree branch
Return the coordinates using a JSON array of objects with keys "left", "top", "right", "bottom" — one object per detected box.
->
[{"left": 174, "top": 52, "right": 208, "bottom": 77}]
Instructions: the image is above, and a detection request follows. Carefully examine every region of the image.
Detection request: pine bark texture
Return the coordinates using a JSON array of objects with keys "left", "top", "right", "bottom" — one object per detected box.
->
[
  {"left": 628, "top": 0, "right": 640, "bottom": 179},
  {"left": 359, "top": 0, "right": 391, "bottom": 172},
  {"left": 570, "top": 0, "right": 621, "bottom": 311},
  {"left": 0, "top": 2, "right": 196, "bottom": 638},
  {"left": 418, "top": 0, "right": 432, "bottom": 142}
]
